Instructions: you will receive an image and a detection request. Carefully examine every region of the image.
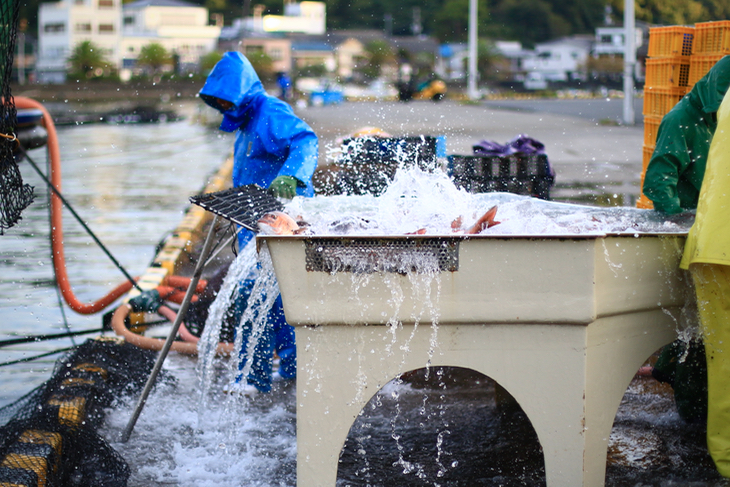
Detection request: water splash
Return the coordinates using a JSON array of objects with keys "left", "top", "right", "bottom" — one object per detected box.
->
[
  {"left": 227, "top": 244, "right": 281, "bottom": 388},
  {"left": 287, "top": 165, "right": 693, "bottom": 237},
  {"left": 196, "top": 239, "right": 258, "bottom": 412}
]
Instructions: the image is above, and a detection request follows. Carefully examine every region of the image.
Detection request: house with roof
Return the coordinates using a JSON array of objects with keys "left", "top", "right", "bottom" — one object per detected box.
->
[
  {"left": 120, "top": 0, "right": 221, "bottom": 79},
  {"left": 521, "top": 36, "right": 594, "bottom": 82},
  {"left": 37, "top": 0, "right": 123, "bottom": 83},
  {"left": 36, "top": 0, "right": 220, "bottom": 82}
]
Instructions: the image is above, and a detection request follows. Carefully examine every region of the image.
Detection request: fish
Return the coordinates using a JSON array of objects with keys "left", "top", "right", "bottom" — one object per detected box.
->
[
  {"left": 449, "top": 205, "right": 501, "bottom": 234},
  {"left": 257, "top": 211, "right": 309, "bottom": 235},
  {"left": 464, "top": 205, "right": 500, "bottom": 234},
  {"left": 257, "top": 205, "right": 501, "bottom": 237}
]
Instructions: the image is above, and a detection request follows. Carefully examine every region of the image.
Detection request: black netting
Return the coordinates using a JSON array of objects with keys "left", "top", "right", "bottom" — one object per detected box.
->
[
  {"left": 0, "top": 0, "right": 34, "bottom": 234},
  {"left": 0, "top": 338, "right": 161, "bottom": 486}
]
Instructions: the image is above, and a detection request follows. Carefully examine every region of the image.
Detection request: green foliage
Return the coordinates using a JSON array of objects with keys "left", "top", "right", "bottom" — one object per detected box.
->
[
  {"left": 245, "top": 50, "right": 274, "bottom": 82},
  {"left": 357, "top": 39, "right": 396, "bottom": 80},
  {"left": 433, "top": 0, "right": 489, "bottom": 42},
  {"left": 67, "top": 40, "right": 112, "bottom": 80},
  {"left": 607, "top": 0, "right": 730, "bottom": 26},
  {"left": 137, "top": 43, "right": 171, "bottom": 73},
  {"left": 199, "top": 51, "right": 223, "bottom": 74},
  {"left": 293, "top": 62, "right": 328, "bottom": 79},
  {"left": 477, "top": 39, "right": 510, "bottom": 83}
]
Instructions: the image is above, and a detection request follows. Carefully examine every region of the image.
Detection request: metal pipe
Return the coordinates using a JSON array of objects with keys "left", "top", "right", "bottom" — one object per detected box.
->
[
  {"left": 468, "top": 0, "right": 478, "bottom": 100},
  {"left": 623, "top": 0, "right": 636, "bottom": 125},
  {"left": 121, "top": 215, "right": 220, "bottom": 443}
]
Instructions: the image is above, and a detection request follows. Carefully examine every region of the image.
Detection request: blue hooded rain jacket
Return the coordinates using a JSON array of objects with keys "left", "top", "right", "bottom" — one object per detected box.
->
[
  {"left": 199, "top": 52, "right": 318, "bottom": 199},
  {"left": 199, "top": 52, "right": 313, "bottom": 392}
]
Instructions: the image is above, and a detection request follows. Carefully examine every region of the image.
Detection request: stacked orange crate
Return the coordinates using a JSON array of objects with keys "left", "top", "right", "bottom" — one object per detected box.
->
[
  {"left": 638, "top": 26, "right": 693, "bottom": 208},
  {"left": 688, "top": 21, "right": 730, "bottom": 87}
]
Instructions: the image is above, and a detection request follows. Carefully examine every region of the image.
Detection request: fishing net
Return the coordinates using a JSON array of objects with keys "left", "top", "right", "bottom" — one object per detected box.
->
[
  {"left": 0, "top": 0, "right": 34, "bottom": 234},
  {"left": 0, "top": 338, "right": 160, "bottom": 487}
]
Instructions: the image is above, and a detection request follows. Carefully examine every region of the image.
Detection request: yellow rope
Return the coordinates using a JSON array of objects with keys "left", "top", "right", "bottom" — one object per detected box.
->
[{"left": 0, "top": 132, "right": 20, "bottom": 150}]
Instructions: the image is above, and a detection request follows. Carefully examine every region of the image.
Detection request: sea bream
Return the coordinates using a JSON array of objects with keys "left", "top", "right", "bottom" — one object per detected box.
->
[{"left": 256, "top": 206, "right": 501, "bottom": 236}]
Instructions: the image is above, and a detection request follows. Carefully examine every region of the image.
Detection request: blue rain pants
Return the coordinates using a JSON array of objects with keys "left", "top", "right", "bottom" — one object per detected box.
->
[{"left": 232, "top": 268, "right": 296, "bottom": 393}]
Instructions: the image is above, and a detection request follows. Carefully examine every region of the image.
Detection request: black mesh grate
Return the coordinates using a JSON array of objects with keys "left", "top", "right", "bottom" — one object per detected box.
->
[
  {"left": 189, "top": 185, "right": 284, "bottom": 231},
  {"left": 304, "top": 237, "right": 460, "bottom": 274}
]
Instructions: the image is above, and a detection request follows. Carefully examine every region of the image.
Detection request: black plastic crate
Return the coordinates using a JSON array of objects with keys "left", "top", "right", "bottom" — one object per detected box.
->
[
  {"left": 334, "top": 136, "right": 438, "bottom": 196},
  {"left": 447, "top": 153, "right": 554, "bottom": 200}
]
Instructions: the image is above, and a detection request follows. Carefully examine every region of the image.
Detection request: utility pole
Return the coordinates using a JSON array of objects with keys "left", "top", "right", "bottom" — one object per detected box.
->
[
  {"left": 623, "top": 0, "right": 635, "bottom": 125},
  {"left": 468, "top": 0, "right": 478, "bottom": 100},
  {"left": 411, "top": 7, "right": 421, "bottom": 36},
  {"left": 384, "top": 13, "right": 392, "bottom": 37}
]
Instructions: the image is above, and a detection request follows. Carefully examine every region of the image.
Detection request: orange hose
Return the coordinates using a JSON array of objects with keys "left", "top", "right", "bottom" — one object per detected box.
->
[
  {"left": 157, "top": 305, "right": 199, "bottom": 344},
  {"left": 111, "top": 304, "right": 233, "bottom": 355},
  {"left": 165, "top": 275, "right": 207, "bottom": 294}
]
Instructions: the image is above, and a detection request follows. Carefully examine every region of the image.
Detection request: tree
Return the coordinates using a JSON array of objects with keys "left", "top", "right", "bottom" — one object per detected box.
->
[
  {"left": 67, "top": 40, "right": 111, "bottom": 80},
  {"left": 477, "top": 39, "right": 510, "bottom": 83},
  {"left": 245, "top": 50, "right": 274, "bottom": 83},
  {"left": 199, "top": 51, "right": 223, "bottom": 74},
  {"left": 357, "top": 40, "right": 396, "bottom": 81},
  {"left": 433, "top": 0, "right": 490, "bottom": 42},
  {"left": 137, "top": 43, "right": 172, "bottom": 76}
]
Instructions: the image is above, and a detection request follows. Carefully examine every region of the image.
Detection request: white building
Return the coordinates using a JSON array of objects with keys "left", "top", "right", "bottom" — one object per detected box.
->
[
  {"left": 240, "top": 1, "right": 325, "bottom": 36},
  {"left": 37, "top": 0, "right": 122, "bottom": 83},
  {"left": 521, "top": 36, "right": 593, "bottom": 82},
  {"left": 36, "top": 0, "right": 220, "bottom": 83},
  {"left": 593, "top": 26, "right": 643, "bottom": 56},
  {"left": 121, "top": 0, "right": 222, "bottom": 79}
]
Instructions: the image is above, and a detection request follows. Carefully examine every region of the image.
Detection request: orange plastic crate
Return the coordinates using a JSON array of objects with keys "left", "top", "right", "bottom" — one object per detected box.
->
[
  {"left": 645, "top": 57, "right": 690, "bottom": 88},
  {"left": 643, "top": 115, "right": 662, "bottom": 148},
  {"left": 643, "top": 86, "right": 688, "bottom": 117},
  {"left": 692, "top": 21, "right": 730, "bottom": 54},
  {"left": 637, "top": 145, "right": 656, "bottom": 209},
  {"left": 688, "top": 53, "right": 726, "bottom": 87},
  {"left": 642, "top": 144, "right": 655, "bottom": 171},
  {"left": 648, "top": 26, "right": 694, "bottom": 57}
]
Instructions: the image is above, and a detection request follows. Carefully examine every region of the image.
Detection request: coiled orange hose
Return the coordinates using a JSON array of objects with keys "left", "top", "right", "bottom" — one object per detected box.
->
[
  {"left": 14, "top": 97, "right": 206, "bottom": 314},
  {"left": 15, "top": 96, "right": 139, "bottom": 314}
]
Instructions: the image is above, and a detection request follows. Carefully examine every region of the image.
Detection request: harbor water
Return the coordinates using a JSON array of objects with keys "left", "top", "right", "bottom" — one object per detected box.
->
[{"left": 0, "top": 98, "right": 728, "bottom": 486}]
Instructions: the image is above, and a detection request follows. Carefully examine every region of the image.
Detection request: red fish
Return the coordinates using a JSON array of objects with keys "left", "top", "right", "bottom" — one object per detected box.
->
[
  {"left": 462, "top": 205, "right": 501, "bottom": 234},
  {"left": 257, "top": 211, "right": 302, "bottom": 235}
]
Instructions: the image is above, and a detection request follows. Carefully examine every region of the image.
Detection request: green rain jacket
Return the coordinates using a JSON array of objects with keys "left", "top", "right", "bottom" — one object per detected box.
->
[{"left": 643, "top": 56, "right": 730, "bottom": 214}]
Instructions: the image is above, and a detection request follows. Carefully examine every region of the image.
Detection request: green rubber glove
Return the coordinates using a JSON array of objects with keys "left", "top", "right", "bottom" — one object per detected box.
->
[
  {"left": 268, "top": 175, "right": 299, "bottom": 199},
  {"left": 127, "top": 290, "right": 162, "bottom": 313}
]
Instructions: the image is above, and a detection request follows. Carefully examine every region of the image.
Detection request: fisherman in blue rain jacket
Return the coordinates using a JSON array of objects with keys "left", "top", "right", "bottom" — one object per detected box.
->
[{"left": 199, "top": 51, "right": 318, "bottom": 394}]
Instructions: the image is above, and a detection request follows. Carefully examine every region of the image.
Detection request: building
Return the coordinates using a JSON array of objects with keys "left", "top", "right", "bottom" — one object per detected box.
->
[
  {"left": 36, "top": 0, "right": 220, "bottom": 83},
  {"left": 37, "top": 0, "right": 122, "bottom": 83},
  {"left": 593, "top": 25, "right": 644, "bottom": 56},
  {"left": 120, "top": 0, "right": 222, "bottom": 79},
  {"left": 521, "top": 36, "right": 593, "bottom": 82}
]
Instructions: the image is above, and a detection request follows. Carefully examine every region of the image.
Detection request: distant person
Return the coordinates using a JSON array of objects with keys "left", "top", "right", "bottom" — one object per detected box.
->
[
  {"left": 199, "top": 51, "right": 318, "bottom": 394},
  {"left": 276, "top": 71, "right": 292, "bottom": 102},
  {"left": 643, "top": 55, "right": 730, "bottom": 214}
]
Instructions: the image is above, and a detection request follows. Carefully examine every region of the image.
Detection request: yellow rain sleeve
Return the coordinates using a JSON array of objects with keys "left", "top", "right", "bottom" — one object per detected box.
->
[{"left": 682, "top": 87, "right": 730, "bottom": 477}]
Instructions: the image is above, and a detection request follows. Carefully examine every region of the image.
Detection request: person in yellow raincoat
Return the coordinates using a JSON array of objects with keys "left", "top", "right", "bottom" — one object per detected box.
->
[{"left": 680, "top": 85, "right": 730, "bottom": 477}]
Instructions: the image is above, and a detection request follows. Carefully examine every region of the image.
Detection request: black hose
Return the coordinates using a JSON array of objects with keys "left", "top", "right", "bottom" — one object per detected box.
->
[
  {"left": 16, "top": 145, "right": 143, "bottom": 293},
  {"left": 0, "top": 328, "right": 106, "bottom": 348},
  {"left": 0, "top": 347, "right": 75, "bottom": 367}
]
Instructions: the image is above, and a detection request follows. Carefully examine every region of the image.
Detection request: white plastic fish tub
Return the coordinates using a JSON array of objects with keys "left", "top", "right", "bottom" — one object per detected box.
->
[{"left": 259, "top": 233, "right": 689, "bottom": 487}]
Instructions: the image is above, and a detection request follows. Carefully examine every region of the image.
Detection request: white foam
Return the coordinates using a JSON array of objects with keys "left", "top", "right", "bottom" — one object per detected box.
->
[{"left": 286, "top": 166, "right": 693, "bottom": 237}]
